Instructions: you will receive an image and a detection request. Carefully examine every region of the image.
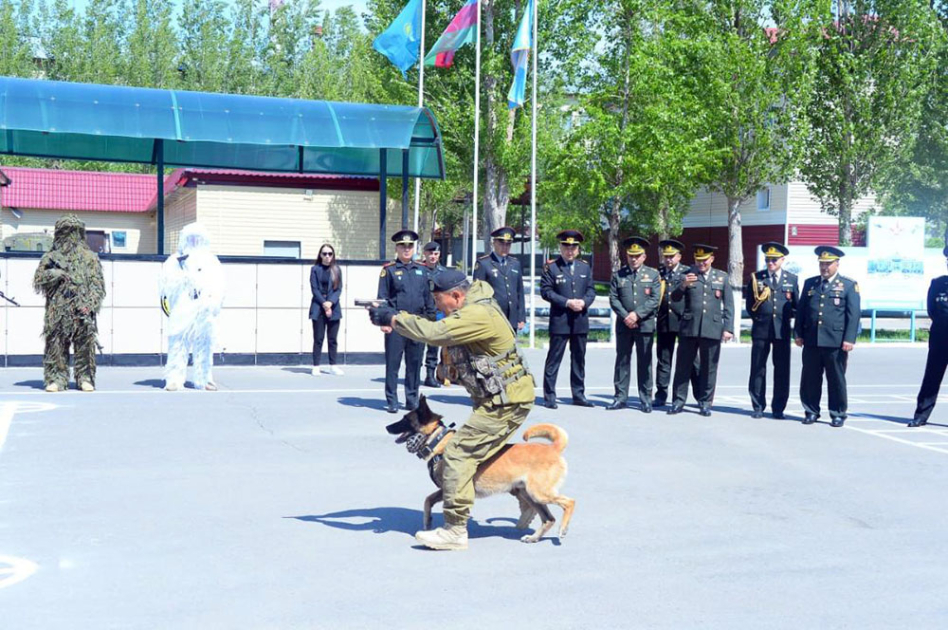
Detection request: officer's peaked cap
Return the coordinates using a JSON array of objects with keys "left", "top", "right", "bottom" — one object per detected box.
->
[
  {"left": 557, "top": 229, "right": 584, "bottom": 245},
  {"left": 491, "top": 226, "right": 516, "bottom": 242},
  {"left": 392, "top": 230, "right": 419, "bottom": 245},
  {"left": 692, "top": 243, "right": 718, "bottom": 260},
  {"left": 622, "top": 236, "right": 649, "bottom": 256},
  {"left": 761, "top": 242, "right": 789, "bottom": 258},
  {"left": 815, "top": 245, "right": 844, "bottom": 261},
  {"left": 659, "top": 239, "right": 685, "bottom": 256}
]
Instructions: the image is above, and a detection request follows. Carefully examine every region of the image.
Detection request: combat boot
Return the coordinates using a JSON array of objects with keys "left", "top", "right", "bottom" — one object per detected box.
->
[
  {"left": 414, "top": 525, "right": 468, "bottom": 550},
  {"left": 45, "top": 383, "right": 60, "bottom": 393},
  {"left": 424, "top": 368, "right": 441, "bottom": 388},
  {"left": 79, "top": 381, "right": 94, "bottom": 392}
]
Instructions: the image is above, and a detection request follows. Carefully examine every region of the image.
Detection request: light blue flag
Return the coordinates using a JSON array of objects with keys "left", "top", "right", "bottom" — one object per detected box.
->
[
  {"left": 373, "top": 0, "right": 424, "bottom": 79},
  {"left": 507, "top": 0, "right": 534, "bottom": 109}
]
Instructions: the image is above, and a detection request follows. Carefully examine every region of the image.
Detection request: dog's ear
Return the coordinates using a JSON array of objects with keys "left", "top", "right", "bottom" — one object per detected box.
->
[{"left": 418, "top": 394, "right": 428, "bottom": 411}]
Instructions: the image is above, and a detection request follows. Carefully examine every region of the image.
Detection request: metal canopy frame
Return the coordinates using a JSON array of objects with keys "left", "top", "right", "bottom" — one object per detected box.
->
[{"left": 0, "top": 76, "right": 446, "bottom": 256}]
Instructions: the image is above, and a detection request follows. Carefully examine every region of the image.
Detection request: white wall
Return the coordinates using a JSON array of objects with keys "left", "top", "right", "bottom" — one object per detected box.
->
[
  {"left": 682, "top": 184, "right": 789, "bottom": 229},
  {"left": 786, "top": 181, "right": 878, "bottom": 225},
  {"left": 0, "top": 257, "right": 387, "bottom": 360}
]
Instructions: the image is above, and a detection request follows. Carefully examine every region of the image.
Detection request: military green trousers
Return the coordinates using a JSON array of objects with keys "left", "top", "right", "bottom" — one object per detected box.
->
[
  {"left": 441, "top": 402, "right": 533, "bottom": 527},
  {"left": 43, "top": 321, "right": 98, "bottom": 389}
]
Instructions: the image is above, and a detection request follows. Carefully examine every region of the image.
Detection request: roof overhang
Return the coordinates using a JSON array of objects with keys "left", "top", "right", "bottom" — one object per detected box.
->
[{"left": 0, "top": 76, "right": 445, "bottom": 180}]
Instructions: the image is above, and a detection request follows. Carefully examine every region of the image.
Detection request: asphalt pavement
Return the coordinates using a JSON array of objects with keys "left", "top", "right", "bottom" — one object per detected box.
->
[{"left": 1, "top": 344, "right": 947, "bottom": 629}]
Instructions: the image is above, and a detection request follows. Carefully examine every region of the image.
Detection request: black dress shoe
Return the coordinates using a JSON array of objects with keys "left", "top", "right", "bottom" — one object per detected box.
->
[
  {"left": 573, "top": 398, "right": 595, "bottom": 408},
  {"left": 543, "top": 400, "right": 558, "bottom": 410},
  {"left": 751, "top": 410, "right": 764, "bottom": 419},
  {"left": 699, "top": 406, "right": 712, "bottom": 417},
  {"left": 830, "top": 417, "right": 845, "bottom": 428},
  {"left": 802, "top": 414, "right": 817, "bottom": 425},
  {"left": 772, "top": 411, "right": 785, "bottom": 420},
  {"left": 908, "top": 416, "right": 928, "bottom": 428},
  {"left": 667, "top": 404, "right": 684, "bottom": 415},
  {"left": 605, "top": 401, "right": 627, "bottom": 411},
  {"left": 385, "top": 404, "right": 399, "bottom": 414},
  {"left": 652, "top": 398, "right": 666, "bottom": 408},
  {"left": 424, "top": 377, "right": 442, "bottom": 388},
  {"left": 640, "top": 404, "right": 652, "bottom": 414}
]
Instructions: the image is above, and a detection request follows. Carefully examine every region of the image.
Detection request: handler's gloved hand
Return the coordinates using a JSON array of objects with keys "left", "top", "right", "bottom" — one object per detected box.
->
[{"left": 369, "top": 305, "right": 397, "bottom": 327}]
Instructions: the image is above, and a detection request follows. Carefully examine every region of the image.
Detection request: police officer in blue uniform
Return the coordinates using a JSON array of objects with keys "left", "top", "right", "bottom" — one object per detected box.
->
[
  {"left": 608, "top": 236, "right": 662, "bottom": 412},
  {"left": 668, "top": 244, "right": 734, "bottom": 417},
  {"left": 910, "top": 246, "right": 948, "bottom": 427},
  {"left": 422, "top": 241, "right": 447, "bottom": 387},
  {"left": 377, "top": 230, "right": 436, "bottom": 413},
  {"left": 746, "top": 242, "right": 799, "bottom": 419},
  {"left": 794, "top": 246, "right": 861, "bottom": 427},
  {"left": 473, "top": 226, "right": 526, "bottom": 331},
  {"left": 541, "top": 229, "right": 597, "bottom": 409}
]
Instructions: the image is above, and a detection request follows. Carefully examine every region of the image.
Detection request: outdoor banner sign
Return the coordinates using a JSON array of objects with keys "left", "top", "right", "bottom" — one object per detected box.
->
[{"left": 757, "top": 217, "right": 937, "bottom": 311}]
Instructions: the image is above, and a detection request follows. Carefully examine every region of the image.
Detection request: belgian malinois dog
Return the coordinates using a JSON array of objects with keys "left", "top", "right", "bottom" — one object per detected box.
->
[{"left": 386, "top": 395, "right": 575, "bottom": 543}]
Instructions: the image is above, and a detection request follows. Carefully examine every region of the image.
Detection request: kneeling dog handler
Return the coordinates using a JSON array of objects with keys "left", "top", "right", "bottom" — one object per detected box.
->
[{"left": 368, "top": 269, "right": 535, "bottom": 550}]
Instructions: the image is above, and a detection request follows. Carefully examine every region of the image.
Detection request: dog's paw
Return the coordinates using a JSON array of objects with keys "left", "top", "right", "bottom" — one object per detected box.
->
[{"left": 520, "top": 533, "right": 541, "bottom": 544}]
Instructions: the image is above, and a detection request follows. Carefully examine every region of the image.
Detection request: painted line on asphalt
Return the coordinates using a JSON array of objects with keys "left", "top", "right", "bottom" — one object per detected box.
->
[
  {"left": 844, "top": 424, "right": 948, "bottom": 456},
  {"left": 0, "top": 556, "right": 38, "bottom": 590},
  {"left": 0, "top": 402, "right": 15, "bottom": 452}
]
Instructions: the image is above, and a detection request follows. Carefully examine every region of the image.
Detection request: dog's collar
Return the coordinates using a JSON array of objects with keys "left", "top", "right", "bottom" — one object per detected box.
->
[{"left": 417, "top": 423, "right": 455, "bottom": 461}]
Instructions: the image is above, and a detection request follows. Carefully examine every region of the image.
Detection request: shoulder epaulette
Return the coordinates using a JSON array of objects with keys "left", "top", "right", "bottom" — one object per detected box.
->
[
  {"left": 477, "top": 254, "right": 491, "bottom": 260},
  {"left": 382, "top": 261, "right": 396, "bottom": 268},
  {"left": 546, "top": 258, "right": 556, "bottom": 264}
]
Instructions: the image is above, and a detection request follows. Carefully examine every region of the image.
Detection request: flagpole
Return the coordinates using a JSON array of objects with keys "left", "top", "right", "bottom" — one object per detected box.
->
[
  {"left": 529, "top": 0, "right": 538, "bottom": 349},
  {"left": 412, "top": 0, "right": 426, "bottom": 236},
  {"left": 470, "top": 0, "right": 481, "bottom": 275}
]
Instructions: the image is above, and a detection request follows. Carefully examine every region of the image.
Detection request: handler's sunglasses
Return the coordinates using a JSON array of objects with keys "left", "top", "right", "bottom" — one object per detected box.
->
[{"left": 320, "top": 251, "right": 334, "bottom": 257}]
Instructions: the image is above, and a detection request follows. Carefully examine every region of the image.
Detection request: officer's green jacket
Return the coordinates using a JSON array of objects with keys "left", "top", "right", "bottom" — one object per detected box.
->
[
  {"left": 392, "top": 280, "right": 534, "bottom": 407},
  {"left": 608, "top": 264, "right": 662, "bottom": 334},
  {"left": 671, "top": 267, "right": 734, "bottom": 339}
]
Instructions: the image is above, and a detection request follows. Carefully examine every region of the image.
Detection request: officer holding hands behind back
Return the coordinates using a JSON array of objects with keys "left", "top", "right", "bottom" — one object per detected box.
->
[
  {"left": 377, "top": 230, "right": 436, "bottom": 414},
  {"left": 607, "top": 236, "right": 662, "bottom": 413},
  {"left": 421, "top": 241, "right": 447, "bottom": 388},
  {"left": 746, "top": 242, "right": 799, "bottom": 419},
  {"left": 473, "top": 226, "right": 526, "bottom": 332},
  {"left": 541, "top": 230, "right": 597, "bottom": 409}
]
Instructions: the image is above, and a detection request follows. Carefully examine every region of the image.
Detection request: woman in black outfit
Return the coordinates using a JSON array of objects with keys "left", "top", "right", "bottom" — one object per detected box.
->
[{"left": 310, "top": 243, "right": 343, "bottom": 376}]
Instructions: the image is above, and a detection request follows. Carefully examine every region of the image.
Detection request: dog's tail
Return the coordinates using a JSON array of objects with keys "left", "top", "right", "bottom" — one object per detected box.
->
[{"left": 523, "top": 423, "right": 568, "bottom": 453}]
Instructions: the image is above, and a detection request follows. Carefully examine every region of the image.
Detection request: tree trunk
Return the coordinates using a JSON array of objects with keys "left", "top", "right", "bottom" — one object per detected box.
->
[
  {"left": 481, "top": 0, "right": 511, "bottom": 253},
  {"left": 657, "top": 202, "right": 670, "bottom": 241},
  {"left": 609, "top": 197, "right": 622, "bottom": 271},
  {"left": 727, "top": 195, "right": 744, "bottom": 344},
  {"left": 838, "top": 171, "right": 853, "bottom": 246}
]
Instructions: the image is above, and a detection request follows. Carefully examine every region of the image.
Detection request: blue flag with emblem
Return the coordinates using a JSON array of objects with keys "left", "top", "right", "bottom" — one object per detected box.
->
[
  {"left": 507, "top": 0, "right": 534, "bottom": 109},
  {"left": 372, "top": 0, "right": 424, "bottom": 79}
]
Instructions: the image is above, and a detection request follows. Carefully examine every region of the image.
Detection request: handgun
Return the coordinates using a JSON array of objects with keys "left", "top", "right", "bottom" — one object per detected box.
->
[{"left": 354, "top": 299, "right": 385, "bottom": 308}]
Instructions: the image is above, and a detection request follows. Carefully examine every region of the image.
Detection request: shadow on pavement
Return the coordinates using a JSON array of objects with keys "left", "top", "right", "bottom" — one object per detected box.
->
[
  {"left": 290, "top": 508, "right": 550, "bottom": 543},
  {"left": 337, "top": 396, "right": 390, "bottom": 411},
  {"left": 281, "top": 367, "right": 312, "bottom": 375},
  {"left": 849, "top": 412, "right": 930, "bottom": 426},
  {"left": 13, "top": 380, "right": 45, "bottom": 390},
  {"left": 134, "top": 379, "right": 166, "bottom": 389}
]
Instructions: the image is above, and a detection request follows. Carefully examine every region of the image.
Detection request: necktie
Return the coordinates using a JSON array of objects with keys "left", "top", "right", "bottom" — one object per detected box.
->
[{"left": 771, "top": 273, "right": 777, "bottom": 286}]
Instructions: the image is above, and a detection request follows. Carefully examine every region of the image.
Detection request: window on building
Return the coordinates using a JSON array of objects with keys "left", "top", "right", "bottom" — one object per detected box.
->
[
  {"left": 263, "top": 240, "right": 301, "bottom": 258},
  {"left": 756, "top": 188, "right": 771, "bottom": 212},
  {"left": 112, "top": 231, "right": 127, "bottom": 249},
  {"left": 86, "top": 230, "right": 111, "bottom": 254}
]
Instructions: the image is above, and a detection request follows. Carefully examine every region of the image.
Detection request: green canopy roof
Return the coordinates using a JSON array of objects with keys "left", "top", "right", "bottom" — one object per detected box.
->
[{"left": 0, "top": 76, "right": 445, "bottom": 179}]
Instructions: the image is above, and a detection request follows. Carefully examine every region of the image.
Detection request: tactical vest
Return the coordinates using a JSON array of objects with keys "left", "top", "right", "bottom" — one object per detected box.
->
[{"left": 441, "top": 297, "right": 531, "bottom": 404}]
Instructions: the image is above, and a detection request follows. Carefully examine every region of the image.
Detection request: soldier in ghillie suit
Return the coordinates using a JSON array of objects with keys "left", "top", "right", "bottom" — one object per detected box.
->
[{"left": 33, "top": 215, "right": 106, "bottom": 392}]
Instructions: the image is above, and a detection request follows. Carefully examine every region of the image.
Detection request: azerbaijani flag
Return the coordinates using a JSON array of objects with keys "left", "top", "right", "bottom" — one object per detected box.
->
[
  {"left": 423, "top": 0, "right": 478, "bottom": 68},
  {"left": 507, "top": 0, "right": 534, "bottom": 109}
]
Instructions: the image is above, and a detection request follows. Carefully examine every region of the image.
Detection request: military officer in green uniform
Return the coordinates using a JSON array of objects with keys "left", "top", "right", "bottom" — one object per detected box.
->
[
  {"left": 910, "top": 247, "right": 948, "bottom": 427},
  {"left": 368, "top": 269, "right": 534, "bottom": 550},
  {"left": 473, "top": 226, "right": 526, "bottom": 331},
  {"left": 668, "top": 244, "right": 734, "bottom": 416},
  {"left": 794, "top": 246, "right": 861, "bottom": 427},
  {"left": 607, "top": 236, "right": 662, "bottom": 412},
  {"left": 745, "top": 242, "right": 799, "bottom": 419},
  {"left": 654, "top": 239, "right": 699, "bottom": 407},
  {"left": 422, "top": 241, "right": 447, "bottom": 387}
]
